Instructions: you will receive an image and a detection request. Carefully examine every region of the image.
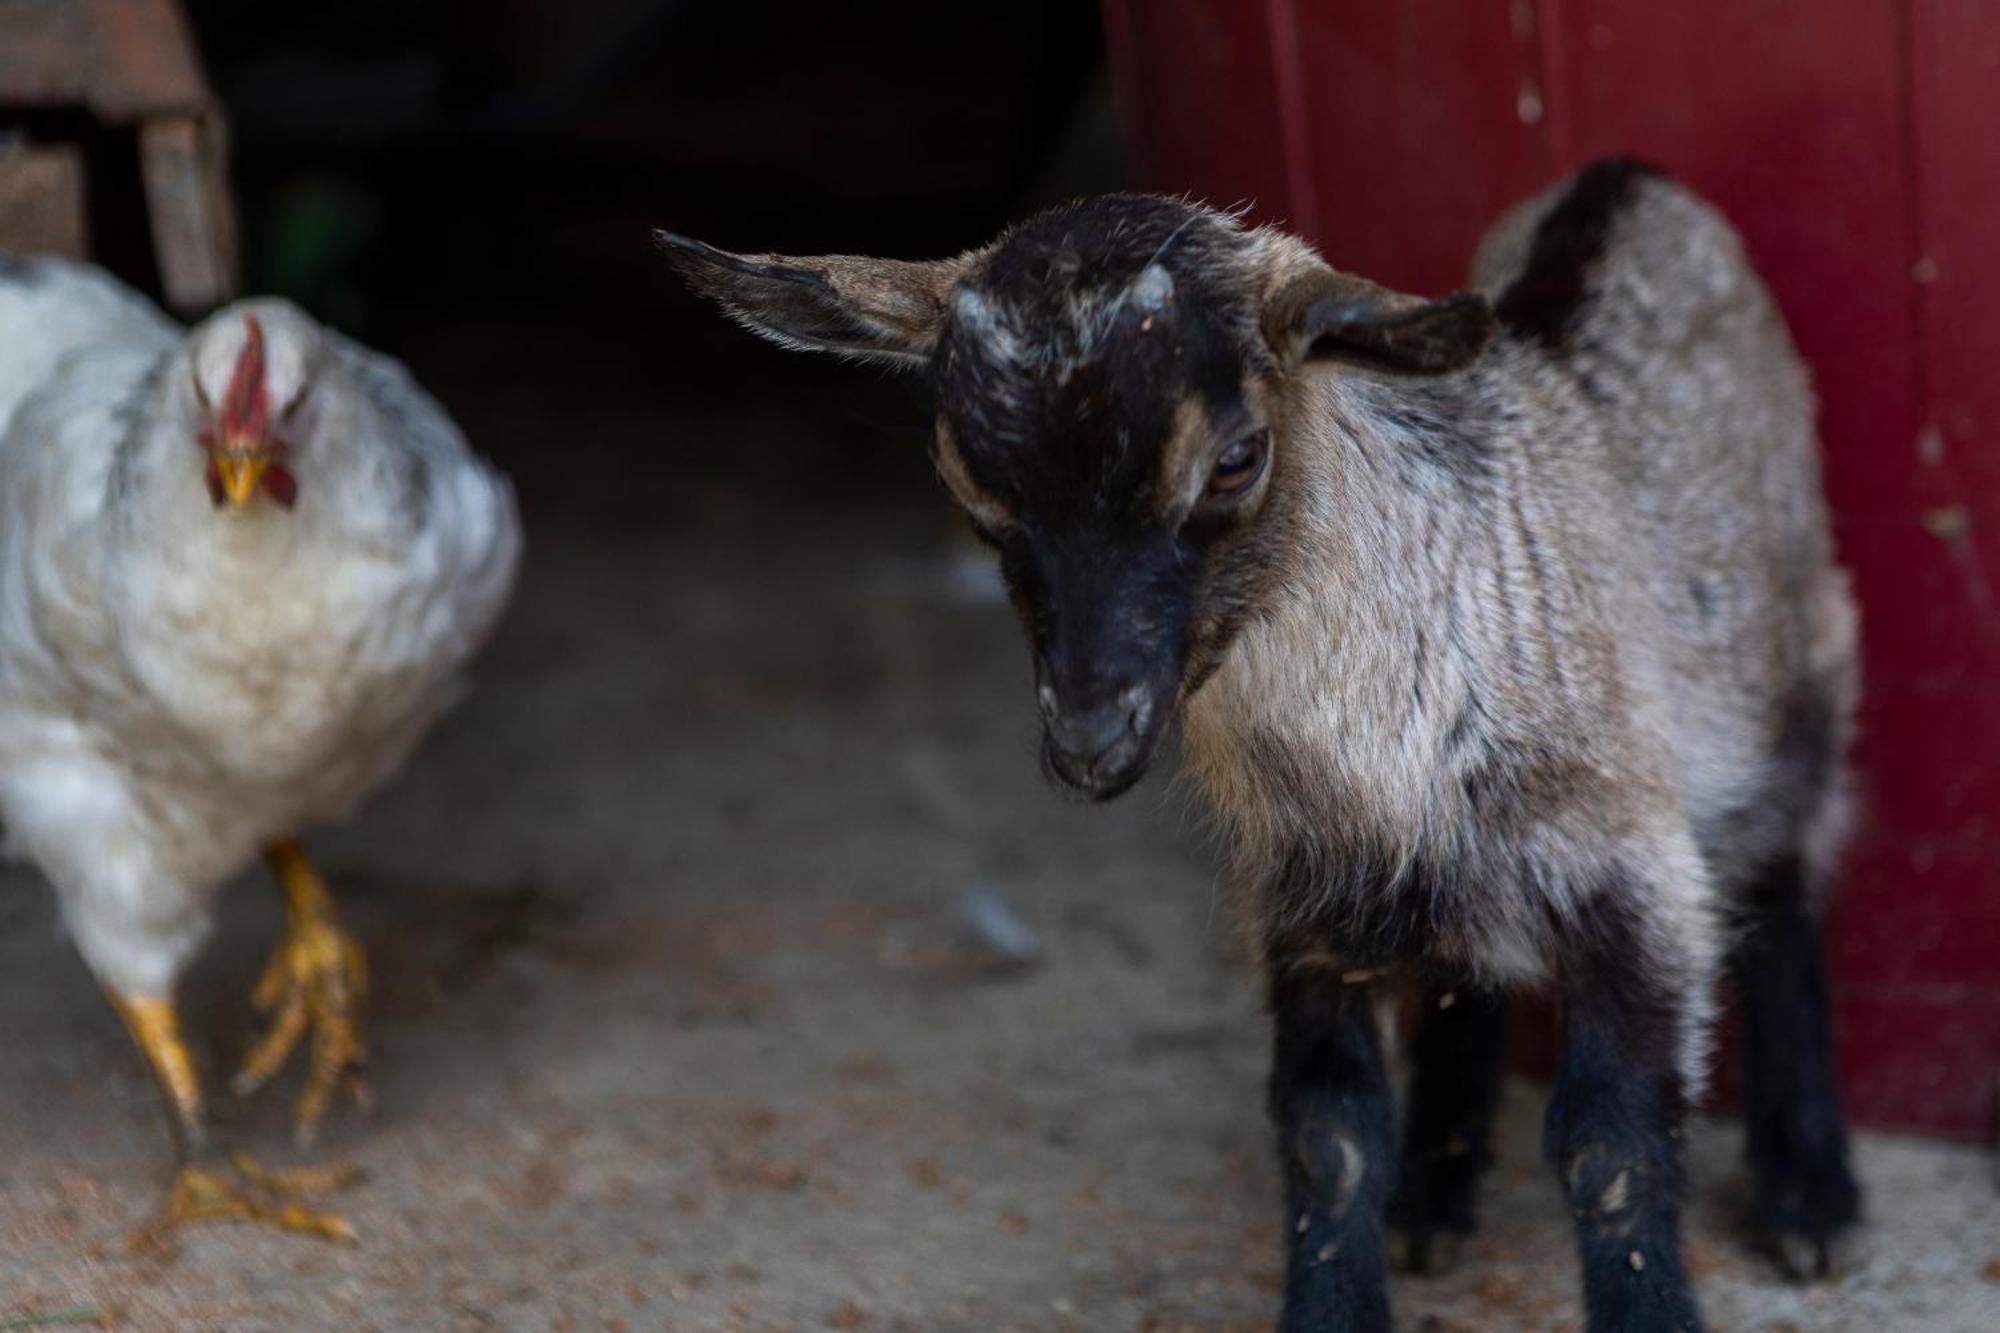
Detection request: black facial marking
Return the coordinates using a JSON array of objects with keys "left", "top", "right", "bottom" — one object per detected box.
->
[
  {"left": 933, "top": 196, "right": 1263, "bottom": 798},
  {"left": 1497, "top": 157, "right": 1664, "bottom": 349},
  {"left": 935, "top": 195, "right": 1255, "bottom": 518}
]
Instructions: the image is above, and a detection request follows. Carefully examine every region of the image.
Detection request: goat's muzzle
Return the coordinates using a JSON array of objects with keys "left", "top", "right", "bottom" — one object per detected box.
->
[{"left": 1039, "top": 679, "right": 1165, "bottom": 802}]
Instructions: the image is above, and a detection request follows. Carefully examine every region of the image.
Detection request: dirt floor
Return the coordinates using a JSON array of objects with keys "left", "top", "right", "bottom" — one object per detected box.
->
[{"left": 1, "top": 321, "right": 1996, "bottom": 1332}]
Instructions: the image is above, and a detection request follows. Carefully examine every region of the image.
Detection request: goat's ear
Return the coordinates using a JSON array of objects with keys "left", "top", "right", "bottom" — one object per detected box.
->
[
  {"left": 657, "top": 232, "right": 970, "bottom": 369},
  {"left": 1262, "top": 267, "right": 1494, "bottom": 376}
]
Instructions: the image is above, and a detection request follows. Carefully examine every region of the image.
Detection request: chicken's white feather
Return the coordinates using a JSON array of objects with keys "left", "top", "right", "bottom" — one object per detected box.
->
[{"left": 0, "top": 256, "right": 521, "bottom": 999}]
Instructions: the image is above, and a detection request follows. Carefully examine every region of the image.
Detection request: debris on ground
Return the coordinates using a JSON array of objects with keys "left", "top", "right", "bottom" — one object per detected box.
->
[{"left": 956, "top": 883, "right": 1043, "bottom": 972}]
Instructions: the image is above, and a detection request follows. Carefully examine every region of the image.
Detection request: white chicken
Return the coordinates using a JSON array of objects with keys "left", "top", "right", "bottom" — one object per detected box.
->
[{"left": 0, "top": 253, "right": 520, "bottom": 1243}]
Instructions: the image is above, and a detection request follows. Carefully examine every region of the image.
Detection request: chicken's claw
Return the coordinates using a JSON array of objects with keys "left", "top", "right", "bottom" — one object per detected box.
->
[
  {"left": 131, "top": 1151, "right": 361, "bottom": 1253},
  {"left": 233, "top": 839, "right": 370, "bottom": 1145}
]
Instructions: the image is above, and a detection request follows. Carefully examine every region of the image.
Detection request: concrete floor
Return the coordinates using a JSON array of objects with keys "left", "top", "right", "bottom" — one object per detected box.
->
[{"left": 1, "top": 332, "right": 1997, "bottom": 1332}]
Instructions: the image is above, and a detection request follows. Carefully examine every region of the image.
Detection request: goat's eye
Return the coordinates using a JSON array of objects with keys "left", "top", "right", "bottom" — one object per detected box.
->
[{"left": 1205, "top": 429, "right": 1269, "bottom": 498}]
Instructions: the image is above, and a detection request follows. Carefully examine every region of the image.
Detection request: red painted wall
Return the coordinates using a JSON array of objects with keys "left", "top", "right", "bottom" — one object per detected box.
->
[{"left": 1103, "top": 0, "right": 2000, "bottom": 1139}]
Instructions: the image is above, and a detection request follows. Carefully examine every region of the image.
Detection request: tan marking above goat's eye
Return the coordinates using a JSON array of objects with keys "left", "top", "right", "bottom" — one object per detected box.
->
[
  {"left": 932, "top": 416, "right": 1013, "bottom": 532},
  {"left": 1203, "top": 429, "right": 1270, "bottom": 499}
]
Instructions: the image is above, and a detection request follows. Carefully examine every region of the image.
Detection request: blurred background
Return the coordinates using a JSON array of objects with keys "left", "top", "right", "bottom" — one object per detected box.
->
[{"left": 1, "top": 1, "right": 1996, "bottom": 1330}]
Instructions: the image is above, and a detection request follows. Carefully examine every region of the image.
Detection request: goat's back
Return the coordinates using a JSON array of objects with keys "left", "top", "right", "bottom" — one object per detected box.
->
[{"left": 1478, "top": 162, "right": 1856, "bottom": 886}]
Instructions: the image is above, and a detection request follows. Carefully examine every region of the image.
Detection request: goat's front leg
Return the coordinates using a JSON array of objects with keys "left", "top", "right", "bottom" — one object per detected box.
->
[
  {"left": 1268, "top": 957, "right": 1396, "bottom": 1333},
  {"left": 1547, "top": 888, "right": 1711, "bottom": 1333}
]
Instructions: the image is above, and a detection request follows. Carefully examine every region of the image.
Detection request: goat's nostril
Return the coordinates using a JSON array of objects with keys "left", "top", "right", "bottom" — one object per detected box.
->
[
  {"left": 1043, "top": 679, "right": 1161, "bottom": 788},
  {"left": 1119, "top": 683, "right": 1152, "bottom": 736}
]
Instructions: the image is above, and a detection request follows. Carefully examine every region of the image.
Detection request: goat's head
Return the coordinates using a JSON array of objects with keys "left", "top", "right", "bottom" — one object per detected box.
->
[{"left": 661, "top": 196, "right": 1493, "bottom": 801}]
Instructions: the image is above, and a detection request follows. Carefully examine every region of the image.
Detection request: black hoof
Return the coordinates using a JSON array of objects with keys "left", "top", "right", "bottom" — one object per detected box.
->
[
  {"left": 1388, "top": 1144, "right": 1484, "bottom": 1276},
  {"left": 1387, "top": 1222, "right": 1467, "bottom": 1276},
  {"left": 1750, "top": 1151, "right": 1860, "bottom": 1281}
]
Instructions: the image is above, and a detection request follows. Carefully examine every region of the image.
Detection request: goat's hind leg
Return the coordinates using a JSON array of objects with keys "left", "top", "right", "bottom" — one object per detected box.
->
[
  {"left": 1735, "top": 851, "right": 1859, "bottom": 1277},
  {"left": 1389, "top": 979, "right": 1508, "bottom": 1274}
]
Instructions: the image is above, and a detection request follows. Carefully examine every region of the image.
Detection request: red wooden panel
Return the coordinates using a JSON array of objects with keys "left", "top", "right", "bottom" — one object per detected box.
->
[
  {"left": 1860, "top": 677, "right": 2000, "bottom": 844},
  {"left": 1907, "top": 0, "right": 2000, "bottom": 690},
  {"left": 1836, "top": 520, "right": 1998, "bottom": 695},
  {"left": 1833, "top": 829, "right": 2000, "bottom": 989},
  {"left": 1831, "top": 990, "right": 1999, "bottom": 1134},
  {"left": 1098, "top": 0, "right": 1295, "bottom": 227},
  {"left": 1914, "top": 0, "right": 2000, "bottom": 502},
  {"left": 1901, "top": 0, "right": 2000, "bottom": 1129},
  {"left": 1551, "top": 2, "right": 1996, "bottom": 1139},
  {"left": 1551, "top": 2, "right": 1919, "bottom": 515},
  {"left": 1275, "top": 0, "right": 1549, "bottom": 295},
  {"left": 1104, "top": 0, "right": 2000, "bottom": 1137}
]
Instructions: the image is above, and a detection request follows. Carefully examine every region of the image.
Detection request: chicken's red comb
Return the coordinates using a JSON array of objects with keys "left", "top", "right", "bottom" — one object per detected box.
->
[{"left": 218, "top": 314, "right": 270, "bottom": 441}]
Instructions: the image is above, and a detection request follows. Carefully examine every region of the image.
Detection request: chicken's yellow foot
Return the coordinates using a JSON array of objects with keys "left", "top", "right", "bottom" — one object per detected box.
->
[
  {"left": 133, "top": 1151, "right": 361, "bottom": 1253},
  {"left": 233, "top": 837, "right": 370, "bottom": 1144},
  {"left": 107, "top": 989, "right": 358, "bottom": 1247}
]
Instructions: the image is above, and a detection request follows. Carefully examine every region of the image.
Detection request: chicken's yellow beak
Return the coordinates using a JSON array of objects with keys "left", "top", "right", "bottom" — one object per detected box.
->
[{"left": 212, "top": 447, "right": 272, "bottom": 509}]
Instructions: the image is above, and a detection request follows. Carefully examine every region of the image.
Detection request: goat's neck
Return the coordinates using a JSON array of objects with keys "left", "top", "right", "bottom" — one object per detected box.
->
[{"left": 1180, "top": 372, "right": 1502, "bottom": 853}]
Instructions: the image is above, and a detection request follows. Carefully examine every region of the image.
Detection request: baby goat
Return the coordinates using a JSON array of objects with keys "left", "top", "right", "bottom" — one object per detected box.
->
[{"left": 661, "top": 158, "right": 1860, "bottom": 1333}]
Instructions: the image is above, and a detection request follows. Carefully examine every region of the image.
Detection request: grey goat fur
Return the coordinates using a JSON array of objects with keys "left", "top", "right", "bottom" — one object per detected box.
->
[
  {"left": 1190, "top": 171, "right": 1854, "bottom": 1083},
  {"left": 662, "top": 158, "right": 1860, "bottom": 1333}
]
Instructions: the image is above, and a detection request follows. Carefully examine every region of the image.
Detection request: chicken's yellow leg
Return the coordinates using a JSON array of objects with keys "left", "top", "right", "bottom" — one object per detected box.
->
[
  {"left": 107, "top": 993, "right": 203, "bottom": 1152},
  {"left": 107, "top": 991, "right": 357, "bottom": 1249},
  {"left": 234, "top": 837, "right": 370, "bottom": 1143}
]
